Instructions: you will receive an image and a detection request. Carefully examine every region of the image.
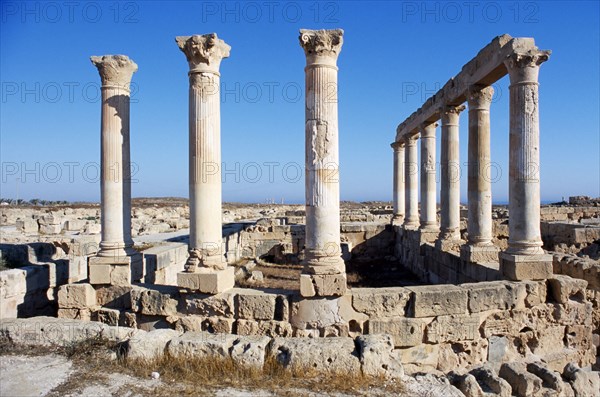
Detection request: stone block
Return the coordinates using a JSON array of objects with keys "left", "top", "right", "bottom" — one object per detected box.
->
[
  {"left": 425, "top": 314, "right": 481, "bottom": 343},
  {"left": 270, "top": 337, "right": 361, "bottom": 373},
  {"left": 499, "top": 252, "right": 553, "bottom": 281},
  {"left": 88, "top": 254, "right": 143, "bottom": 286},
  {"left": 230, "top": 336, "right": 271, "bottom": 368},
  {"left": 548, "top": 275, "right": 587, "bottom": 304},
  {"left": 290, "top": 294, "right": 368, "bottom": 331},
  {"left": 396, "top": 344, "right": 440, "bottom": 374},
  {"left": 236, "top": 319, "right": 292, "bottom": 337},
  {"left": 300, "top": 273, "right": 346, "bottom": 297},
  {"left": 499, "top": 362, "right": 542, "bottom": 397},
  {"left": 408, "top": 284, "right": 468, "bottom": 317},
  {"left": 95, "top": 285, "right": 132, "bottom": 309},
  {"left": 130, "top": 285, "right": 179, "bottom": 316},
  {"left": 177, "top": 267, "right": 234, "bottom": 294},
  {"left": 357, "top": 334, "right": 404, "bottom": 378},
  {"left": 16, "top": 218, "right": 38, "bottom": 233},
  {"left": 351, "top": 287, "right": 411, "bottom": 317},
  {"left": 460, "top": 244, "right": 500, "bottom": 265},
  {"left": 127, "top": 329, "right": 181, "bottom": 361},
  {"left": 464, "top": 281, "right": 527, "bottom": 313},
  {"left": 236, "top": 292, "right": 277, "bottom": 320},
  {"left": 167, "top": 332, "right": 238, "bottom": 358},
  {"left": 57, "top": 283, "right": 96, "bottom": 309},
  {"left": 0, "top": 269, "right": 27, "bottom": 299},
  {"left": 57, "top": 308, "right": 92, "bottom": 321},
  {"left": 201, "top": 317, "right": 234, "bottom": 334},
  {"left": 563, "top": 363, "right": 600, "bottom": 397},
  {"left": 175, "top": 316, "right": 204, "bottom": 332},
  {"left": 368, "top": 318, "right": 424, "bottom": 347},
  {"left": 93, "top": 307, "right": 120, "bottom": 326},
  {"left": 183, "top": 292, "right": 235, "bottom": 317}
]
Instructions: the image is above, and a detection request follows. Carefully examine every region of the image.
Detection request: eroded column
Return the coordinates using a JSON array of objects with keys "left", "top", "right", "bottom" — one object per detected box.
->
[
  {"left": 404, "top": 135, "right": 419, "bottom": 228},
  {"left": 500, "top": 50, "right": 552, "bottom": 280},
  {"left": 460, "top": 85, "right": 499, "bottom": 264},
  {"left": 176, "top": 34, "right": 234, "bottom": 293},
  {"left": 299, "top": 29, "right": 346, "bottom": 297},
  {"left": 391, "top": 141, "right": 405, "bottom": 225},
  {"left": 437, "top": 105, "right": 465, "bottom": 249},
  {"left": 89, "top": 55, "right": 142, "bottom": 286},
  {"left": 419, "top": 122, "right": 438, "bottom": 239}
]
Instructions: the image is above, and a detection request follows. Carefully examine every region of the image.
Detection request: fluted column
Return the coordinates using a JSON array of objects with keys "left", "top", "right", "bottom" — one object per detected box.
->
[
  {"left": 391, "top": 141, "right": 405, "bottom": 225},
  {"left": 298, "top": 29, "right": 346, "bottom": 297},
  {"left": 404, "top": 135, "right": 419, "bottom": 228},
  {"left": 437, "top": 105, "right": 465, "bottom": 248},
  {"left": 176, "top": 33, "right": 234, "bottom": 293},
  {"left": 500, "top": 50, "right": 552, "bottom": 280},
  {"left": 88, "top": 55, "right": 142, "bottom": 286},
  {"left": 420, "top": 122, "right": 438, "bottom": 233},
  {"left": 461, "top": 85, "right": 499, "bottom": 264}
]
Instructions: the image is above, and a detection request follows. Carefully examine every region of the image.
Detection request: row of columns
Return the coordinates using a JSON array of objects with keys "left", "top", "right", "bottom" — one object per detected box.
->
[
  {"left": 88, "top": 30, "right": 347, "bottom": 296},
  {"left": 391, "top": 50, "right": 552, "bottom": 280}
]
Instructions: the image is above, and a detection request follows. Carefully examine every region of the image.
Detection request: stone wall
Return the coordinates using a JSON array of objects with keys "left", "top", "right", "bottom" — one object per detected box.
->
[{"left": 57, "top": 275, "right": 596, "bottom": 375}]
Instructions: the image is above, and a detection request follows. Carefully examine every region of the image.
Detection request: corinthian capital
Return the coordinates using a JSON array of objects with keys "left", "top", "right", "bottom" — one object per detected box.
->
[
  {"left": 299, "top": 29, "right": 344, "bottom": 66},
  {"left": 504, "top": 49, "right": 551, "bottom": 84},
  {"left": 468, "top": 85, "right": 494, "bottom": 110},
  {"left": 176, "top": 33, "right": 231, "bottom": 74},
  {"left": 90, "top": 55, "right": 137, "bottom": 89}
]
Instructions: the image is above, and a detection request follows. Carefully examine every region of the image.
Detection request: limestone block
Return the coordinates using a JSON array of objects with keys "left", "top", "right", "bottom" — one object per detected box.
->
[
  {"left": 464, "top": 281, "right": 527, "bottom": 313},
  {"left": 499, "top": 252, "right": 553, "bottom": 281},
  {"left": 201, "top": 317, "right": 234, "bottom": 334},
  {"left": 167, "top": 332, "right": 238, "bottom": 358},
  {"left": 57, "top": 283, "right": 96, "bottom": 309},
  {"left": 470, "top": 366, "right": 512, "bottom": 397},
  {"left": 230, "top": 336, "right": 271, "bottom": 368},
  {"left": 65, "top": 220, "right": 86, "bottom": 231},
  {"left": 57, "top": 308, "right": 92, "bottom": 321},
  {"left": 526, "top": 362, "right": 567, "bottom": 396},
  {"left": 523, "top": 280, "right": 547, "bottom": 307},
  {"left": 499, "top": 362, "right": 542, "bottom": 397},
  {"left": 39, "top": 224, "right": 62, "bottom": 235},
  {"left": 300, "top": 273, "right": 346, "bottom": 297},
  {"left": 175, "top": 316, "right": 204, "bottom": 332},
  {"left": 548, "top": 275, "right": 587, "bottom": 304},
  {"left": 95, "top": 285, "right": 132, "bottom": 309},
  {"left": 183, "top": 292, "right": 234, "bottom": 317},
  {"left": 454, "top": 374, "right": 484, "bottom": 397},
  {"left": 0, "top": 269, "right": 27, "bottom": 299},
  {"left": 178, "top": 267, "right": 235, "bottom": 294},
  {"left": 554, "top": 301, "right": 593, "bottom": 327},
  {"left": 563, "top": 363, "right": 600, "bottom": 397},
  {"left": 130, "top": 285, "right": 179, "bottom": 316},
  {"left": 290, "top": 294, "right": 368, "bottom": 330},
  {"left": 270, "top": 337, "right": 361, "bottom": 373},
  {"left": 127, "top": 329, "right": 181, "bottom": 361},
  {"left": 425, "top": 314, "right": 481, "bottom": 343},
  {"left": 236, "top": 319, "right": 292, "bottom": 337},
  {"left": 16, "top": 218, "right": 38, "bottom": 233},
  {"left": 396, "top": 344, "right": 439, "bottom": 375},
  {"left": 356, "top": 334, "right": 404, "bottom": 378},
  {"left": 368, "top": 317, "right": 425, "bottom": 347},
  {"left": 237, "top": 292, "right": 277, "bottom": 320},
  {"left": 408, "top": 285, "right": 468, "bottom": 317},
  {"left": 93, "top": 308, "right": 120, "bottom": 326},
  {"left": 351, "top": 287, "right": 411, "bottom": 317}
]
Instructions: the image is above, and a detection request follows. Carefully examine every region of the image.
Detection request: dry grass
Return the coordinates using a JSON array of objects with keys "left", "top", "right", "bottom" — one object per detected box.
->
[{"left": 0, "top": 335, "right": 404, "bottom": 396}]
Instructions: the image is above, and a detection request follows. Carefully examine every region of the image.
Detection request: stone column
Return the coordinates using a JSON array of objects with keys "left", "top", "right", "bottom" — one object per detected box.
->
[
  {"left": 176, "top": 33, "right": 234, "bottom": 293},
  {"left": 460, "top": 85, "right": 499, "bottom": 264},
  {"left": 391, "top": 141, "right": 405, "bottom": 225},
  {"left": 403, "top": 135, "right": 419, "bottom": 228},
  {"left": 500, "top": 50, "right": 552, "bottom": 280},
  {"left": 298, "top": 29, "right": 346, "bottom": 297},
  {"left": 437, "top": 105, "right": 465, "bottom": 249},
  {"left": 88, "top": 55, "right": 142, "bottom": 286},
  {"left": 419, "top": 122, "right": 438, "bottom": 238}
]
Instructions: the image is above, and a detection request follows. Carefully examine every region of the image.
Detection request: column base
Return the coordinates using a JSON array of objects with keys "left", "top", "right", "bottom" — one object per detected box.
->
[
  {"left": 391, "top": 215, "right": 405, "bottom": 226},
  {"left": 419, "top": 228, "right": 439, "bottom": 244},
  {"left": 178, "top": 266, "right": 235, "bottom": 294},
  {"left": 300, "top": 273, "right": 347, "bottom": 297},
  {"left": 460, "top": 244, "right": 500, "bottom": 264},
  {"left": 499, "top": 252, "right": 553, "bottom": 281},
  {"left": 88, "top": 253, "right": 143, "bottom": 286},
  {"left": 435, "top": 237, "right": 463, "bottom": 252}
]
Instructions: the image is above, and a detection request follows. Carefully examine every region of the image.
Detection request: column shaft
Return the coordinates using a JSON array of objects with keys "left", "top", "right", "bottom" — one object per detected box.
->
[
  {"left": 404, "top": 137, "right": 419, "bottom": 228},
  {"left": 391, "top": 142, "right": 405, "bottom": 223},
  {"left": 420, "top": 123, "right": 438, "bottom": 230}
]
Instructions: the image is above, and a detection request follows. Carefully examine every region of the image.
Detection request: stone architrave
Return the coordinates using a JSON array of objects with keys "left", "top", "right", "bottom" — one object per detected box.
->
[
  {"left": 298, "top": 29, "right": 346, "bottom": 297},
  {"left": 500, "top": 50, "right": 553, "bottom": 280},
  {"left": 88, "top": 55, "right": 142, "bottom": 286},
  {"left": 175, "top": 33, "right": 234, "bottom": 293}
]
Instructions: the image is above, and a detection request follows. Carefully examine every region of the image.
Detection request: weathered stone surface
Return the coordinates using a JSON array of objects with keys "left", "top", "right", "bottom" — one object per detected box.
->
[
  {"left": 202, "top": 317, "right": 234, "bottom": 334},
  {"left": 183, "top": 292, "right": 234, "bottom": 317},
  {"left": 499, "top": 253, "right": 553, "bottom": 281},
  {"left": 57, "top": 283, "right": 96, "bottom": 309},
  {"left": 236, "top": 319, "right": 292, "bottom": 337},
  {"left": 499, "top": 362, "right": 542, "bottom": 397},
  {"left": 356, "top": 334, "right": 404, "bottom": 378},
  {"left": 57, "top": 308, "right": 92, "bottom": 321},
  {"left": 470, "top": 366, "right": 512, "bottom": 397},
  {"left": 175, "top": 316, "right": 204, "bottom": 332},
  {"left": 127, "top": 329, "right": 181, "bottom": 361},
  {"left": 167, "top": 332, "right": 238, "bottom": 358},
  {"left": 563, "top": 363, "right": 600, "bottom": 397},
  {"left": 178, "top": 267, "right": 235, "bottom": 294},
  {"left": 290, "top": 294, "right": 367, "bottom": 330},
  {"left": 408, "top": 285, "right": 468, "bottom": 317},
  {"left": 93, "top": 307, "right": 120, "bottom": 326},
  {"left": 230, "top": 336, "right": 271, "bottom": 368},
  {"left": 368, "top": 317, "right": 424, "bottom": 347},
  {"left": 95, "top": 285, "right": 132, "bottom": 309},
  {"left": 548, "top": 275, "right": 587, "bottom": 304},
  {"left": 464, "top": 281, "right": 527, "bottom": 313},
  {"left": 270, "top": 337, "right": 361, "bottom": 373},
  {"left": 237, "top": 292, "right": 276, "bottom": 320},
  {"left": 526, "top": 362, "right": 567, "bottom": 395},
  {"left": 351, "top": 287, "right": 411, "bottom": 317},
  {"left": 426, "top": 314, "right": 482, "bottom": 343},
  {"left": 300, "top": 274, "right": 347, "bottom": 297},
  {"left": 397, "top": 344, "right": 440, "bottom": 375},
  {"left": 130, "top": 285, "right": 179, "bottom": 316}
]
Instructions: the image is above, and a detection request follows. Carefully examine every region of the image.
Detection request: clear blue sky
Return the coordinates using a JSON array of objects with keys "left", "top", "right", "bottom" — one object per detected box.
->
[{"left": 1, "top": 1, "right": 599, "bottom": 204}]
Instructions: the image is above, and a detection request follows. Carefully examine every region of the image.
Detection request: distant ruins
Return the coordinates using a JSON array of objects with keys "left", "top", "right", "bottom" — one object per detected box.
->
[{"left": 1, "top": 31, "right": 599, "bottom": 396}]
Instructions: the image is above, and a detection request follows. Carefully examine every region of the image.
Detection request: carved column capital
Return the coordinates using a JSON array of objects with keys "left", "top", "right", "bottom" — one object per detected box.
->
[
  {"left": 441, "top": 104, "right": 466, "bottom": 123},
  {"left": 299, "top": 29, "right": 344, "bottom": 67},
  {"left": 391, "top": 141, "right": 405, "bottom": 151},
  {"left": 403, "top": 134, "right": 418, "bottom": 146},
  {"left": 504, "top": 50, "right": 551, "bottom": 85},
  {"left": 420, "top": 122, "right": 438, "bottom": 138},
  {"left": 90, "top": 55, "right": 137, "bottom": 89},
  {"left": 468, "top": 85, "right": 494, "bottom": 110},
  {"left": 176, "top": 33, "right": 231, "bottom": 74}
]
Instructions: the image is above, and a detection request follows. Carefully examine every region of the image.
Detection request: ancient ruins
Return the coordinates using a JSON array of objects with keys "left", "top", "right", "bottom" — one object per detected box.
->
[{"left": 1, "top": 31, "right": 599, "bottom": 397}]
